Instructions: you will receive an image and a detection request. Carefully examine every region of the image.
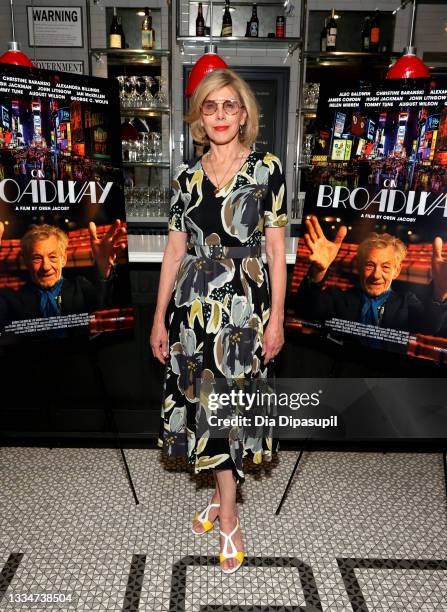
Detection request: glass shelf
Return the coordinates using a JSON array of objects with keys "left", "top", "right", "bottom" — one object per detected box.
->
[
  {"left": 120, "top": 107, "right": 170, "bottom": 117},
  {"left": 91, "top": 48, "right": 170, "bottom": 66},
  {"left": 298, "top": 108, "right": 317, "bottom": 115},
  {"left": 178, "top": 36, "right": 301, "bottom": 54},
  {"left": 127, "top": 216, "right": 168, "bottom": 223},
  {"left": 91, "top": 48, "right": 171, "bottom": 57},
  {"left": 178, "top": 36, "right": 301, "bottom": 44},
  {"left": 304, "top": 50, "right": 400, "bottom": 63},
  {"left": 123, "top": 161, "right": 170, "bottom": 168}
]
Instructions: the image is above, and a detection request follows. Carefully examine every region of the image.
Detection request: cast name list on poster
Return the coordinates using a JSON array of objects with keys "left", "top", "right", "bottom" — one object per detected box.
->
[
  {"left": 4, "top": 313, "right": 92, "bottom": 335},
  {"left": 328, "top": 89, "right": 447, "bottom": 108},
  {"left": 0, "top": 77, "right": 108, "bottom": 104}
]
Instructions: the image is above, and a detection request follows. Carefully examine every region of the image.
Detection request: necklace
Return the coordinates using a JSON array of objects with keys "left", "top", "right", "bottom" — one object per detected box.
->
[{"left": 207, "top": 148, "right": 245, "bottom": 195}]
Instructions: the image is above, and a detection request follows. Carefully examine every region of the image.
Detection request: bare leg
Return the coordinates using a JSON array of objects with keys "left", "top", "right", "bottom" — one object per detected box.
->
[
  {"left": 215, "top": 469, "right": 244, "bottom": 571},
  {"left": 192, "top": 469, "right": 220, "bottom": 533}
]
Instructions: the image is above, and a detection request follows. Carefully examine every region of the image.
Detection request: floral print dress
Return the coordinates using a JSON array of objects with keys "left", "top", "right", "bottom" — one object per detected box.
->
[{"left": 157, "top": 151, "right": 288, "bottom": 483}]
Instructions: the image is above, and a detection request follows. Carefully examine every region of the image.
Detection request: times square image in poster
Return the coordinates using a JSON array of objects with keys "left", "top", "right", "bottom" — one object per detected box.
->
[
  {"left": 289, "top": 77, "right": 447, "bottom": 363},
  {"left": 0, "top": 63, "right": 133, "bottom": 344}
]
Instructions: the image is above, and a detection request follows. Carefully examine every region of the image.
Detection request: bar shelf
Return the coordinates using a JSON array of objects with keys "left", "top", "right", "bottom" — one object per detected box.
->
[
  {"left": 120, "top": 107, "right": 170, "bottom": 117},
  {"left": 123, "top": 161, "right": 170, "bottom": 168}
]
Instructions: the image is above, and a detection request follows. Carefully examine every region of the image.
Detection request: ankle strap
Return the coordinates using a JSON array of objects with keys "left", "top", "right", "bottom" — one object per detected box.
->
[{"left": 198, "top": 502, "right": 220, "bottom": 521}]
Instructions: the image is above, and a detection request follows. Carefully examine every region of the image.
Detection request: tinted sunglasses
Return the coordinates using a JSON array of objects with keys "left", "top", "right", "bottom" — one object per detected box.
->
[{"left": 200, "top": 98, "right": 244, "bottom": 116}]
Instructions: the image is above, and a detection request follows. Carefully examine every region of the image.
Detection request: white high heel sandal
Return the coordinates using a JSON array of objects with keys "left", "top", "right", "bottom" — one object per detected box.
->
[
  {"left": 191, "top": 502, "right": 220, "bottom": 535},
  {"left": 219, "top": 518, "right": 245, "bottom": 574}
]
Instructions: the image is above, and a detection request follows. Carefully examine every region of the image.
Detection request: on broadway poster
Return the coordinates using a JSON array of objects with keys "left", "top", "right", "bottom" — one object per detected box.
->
[
  {"left": 0, "top": 64, "right": 133, "bottom": 344},
  {"left": 289, "top": 77, "right": 447, "bottom": 363}
]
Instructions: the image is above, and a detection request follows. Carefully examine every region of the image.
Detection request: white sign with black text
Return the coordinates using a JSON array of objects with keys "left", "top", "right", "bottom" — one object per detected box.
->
[
  {"left": 34, "top": 60, "right": 84, "bottom": 74},
  {"left": 27, "top": 6, "right": 83, "bottom": 48}
]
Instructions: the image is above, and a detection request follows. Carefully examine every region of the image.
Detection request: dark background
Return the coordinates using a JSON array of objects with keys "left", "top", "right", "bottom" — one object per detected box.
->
[
  {"left": 1, "top": 263, "right": 446, "bottom": 452},
  {"left": 182, "top": 66, "right": 289, "bottom": 166}
]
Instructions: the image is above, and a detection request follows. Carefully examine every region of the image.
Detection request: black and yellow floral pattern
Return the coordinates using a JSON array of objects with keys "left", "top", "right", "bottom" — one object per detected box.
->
[{"left": 157, "top": 151, "right": 288, "bottom": 483}]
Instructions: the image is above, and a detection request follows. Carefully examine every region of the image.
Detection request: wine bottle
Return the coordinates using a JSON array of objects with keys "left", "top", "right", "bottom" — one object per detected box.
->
[
  {"left": 221, "top": 0, "right": 232, "bottom": 37},
  {"left": 249, "top": 4, "right": 259, "bottom": 37},
  {"left": 117, "top": 16, "right": 126, "bottom": 49},
  {"left": 361, "top": 16, "right": 370, "bottom": 51},
  {"left": 326, "top": 9, "right": 337, "bottom": 51},
  {"left": 196, "top": 2, "right": 205, "bottom": 37},
  {"left": 370, "top": 9, "right": 380, "bottom": 51},
  {"left": 141, "top": 8, "right": 155, "bottom": 49},
  {"left": 109, "top": 7, "right": 122, "bottom": 49},
  {"left": 320, "top": 17, "right": 327, "bottom": 52}
]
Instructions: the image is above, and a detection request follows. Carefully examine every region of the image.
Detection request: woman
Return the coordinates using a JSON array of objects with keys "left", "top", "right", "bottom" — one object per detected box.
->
[{"left": 150, "top": 68, "right": 288, "bottom": 574}]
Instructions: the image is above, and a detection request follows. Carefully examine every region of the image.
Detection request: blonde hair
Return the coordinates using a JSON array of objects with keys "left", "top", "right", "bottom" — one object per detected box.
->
[
  {"left": 21, "top": 224, "right": 69, "bottom": 261},
  {"left": 185, "top": 68, "right": 259, "bottom": 146},
  {"left": 357, "top": 232, "right": 407, "bottom": 267}
]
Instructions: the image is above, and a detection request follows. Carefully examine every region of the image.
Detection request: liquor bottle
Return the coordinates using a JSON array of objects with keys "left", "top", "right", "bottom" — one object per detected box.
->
[
  {"left": 221, "top": 0, "right": 232, "bottom": 37},
  {"left": 141, "top": 8, "right": 155, "bottom": 49},
  {"left": 276, "top": 16, "right": 285, "bottom": 38},
  {"left": 249, "top": 4, "right": 259, "bottom": 37},
  {"left": 361, "top": 16, "right": 370, "bottom": 51},
  {"left": 117, "top": 15, "right": 126, "bottom": 49},
  {"left": 370, "top": 9, "right": 380, "bottom": 51},
  {"left": 326, "top": 9, "right": 337, "bottom": 51},
  {"left": 109, "top": 8, "right": 122, "bottom": 49},
  {"left": 196, "top": 2, "right": 205, "bottom": 37},
  {"left": 320, "top": 17, "right": 327, "bottom": 52}
]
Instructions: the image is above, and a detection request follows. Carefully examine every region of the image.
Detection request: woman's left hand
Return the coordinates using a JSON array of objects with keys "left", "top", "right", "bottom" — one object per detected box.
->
[{"left": 261, "top": 318, "right": 284, "bottom": 365}]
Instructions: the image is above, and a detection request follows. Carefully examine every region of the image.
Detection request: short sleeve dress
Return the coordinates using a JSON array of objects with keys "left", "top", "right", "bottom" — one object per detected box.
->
[{"left": 157, "top": 150, "right": 288, "bottom": 484}]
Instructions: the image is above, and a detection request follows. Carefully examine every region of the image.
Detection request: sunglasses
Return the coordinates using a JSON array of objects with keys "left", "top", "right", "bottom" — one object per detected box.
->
[{"left": 200, "top": 98, "right": 245, "bottom": 116}]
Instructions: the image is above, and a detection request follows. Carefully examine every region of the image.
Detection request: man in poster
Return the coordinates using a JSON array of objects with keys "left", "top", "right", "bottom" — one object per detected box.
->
[
  {"left": 294, "top": 215, "right": 447, "bottom": 338},
  {"left": 0, "top": 219, "right": 127, "bottom": 328}
]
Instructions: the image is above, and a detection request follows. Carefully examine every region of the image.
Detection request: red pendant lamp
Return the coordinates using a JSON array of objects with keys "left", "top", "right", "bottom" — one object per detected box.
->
[
  {"left": 185, "top": 44, "right": 228, "bottom": 96},
  {"left": 185, "top": 0, "right": 228, "bottom": 96},
  {"left": 386, "top": 0, "right": 429, "bottom": 79},
  {"left": 0, "top": 0, "right": 33, "bottom": 67}
]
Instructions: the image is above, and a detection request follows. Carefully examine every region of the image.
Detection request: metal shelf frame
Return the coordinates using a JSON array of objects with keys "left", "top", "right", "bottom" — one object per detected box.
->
[{"left": 86, "top": 3, "right": 174, "bottom": 230}]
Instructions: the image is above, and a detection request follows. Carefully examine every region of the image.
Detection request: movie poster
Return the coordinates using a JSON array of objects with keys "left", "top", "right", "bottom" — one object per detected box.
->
[
  {"left": 289, "top": 77, "right": 447, "bottom": 363},
  {"left": 0, "top": 64, "right": 133, "bottom": 344}
]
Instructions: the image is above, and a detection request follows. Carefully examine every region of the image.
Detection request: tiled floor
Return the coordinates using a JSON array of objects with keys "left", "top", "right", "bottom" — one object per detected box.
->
[{"left": 0, "top": 447, "right": 446, "bottom": 611}]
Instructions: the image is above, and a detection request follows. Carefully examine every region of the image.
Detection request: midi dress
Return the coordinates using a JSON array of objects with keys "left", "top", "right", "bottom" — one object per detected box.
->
[{"left": 157, "top": 150, "right": 288, "bottom": 483}]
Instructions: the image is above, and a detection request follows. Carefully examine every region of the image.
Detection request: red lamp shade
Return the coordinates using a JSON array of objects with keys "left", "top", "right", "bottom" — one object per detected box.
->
[
  {"left": 0, "top": 49, "right": 33, "bottom": 67},
  {"left": 0, "top": 41, "right": 33, "bottom": 67},
  {"left": 185, "top": 51, "right": 228, "bottom": 97},
  {"left": 386, "top": 50, "right": 429, "bottom": 79}
]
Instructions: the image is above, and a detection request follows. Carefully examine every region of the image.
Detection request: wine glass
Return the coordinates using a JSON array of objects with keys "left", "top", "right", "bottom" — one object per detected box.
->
[
  {"left": 155, "top": 76, "right": 167, "bottom": 107},
  {"left": 140, "top": 133, "right": 150, "bottom": 161},
  {"left": 135, "top": 76, "right": 146, "bottom": 108},
  {"left": 123, "top": 76, "right": 135, "bottom": 109},
  {"left": 117, "top": 75, "right": 125, "bottom": 106},
  {"left": 129, "top": 76, "right": 139, "bottom": 108},
  {"left": 151, "top": 131, "right": 162, "bottom": 162},
  {"left": 144, "top": 76, "right": 156, "bottom": 108}
]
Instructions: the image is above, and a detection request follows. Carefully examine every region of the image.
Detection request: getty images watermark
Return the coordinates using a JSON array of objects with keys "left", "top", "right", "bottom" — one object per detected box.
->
[
  {"left": 197, "top": 377, "right": 447, "bottom": 441},
  {"left": 203, "top": 383, "right": 339, "bottom": 435}
]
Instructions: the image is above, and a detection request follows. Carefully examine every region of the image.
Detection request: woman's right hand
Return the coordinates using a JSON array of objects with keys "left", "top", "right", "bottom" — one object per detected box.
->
[{"left": 150, "top": 320, "right": 169, "bottom": 364}]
